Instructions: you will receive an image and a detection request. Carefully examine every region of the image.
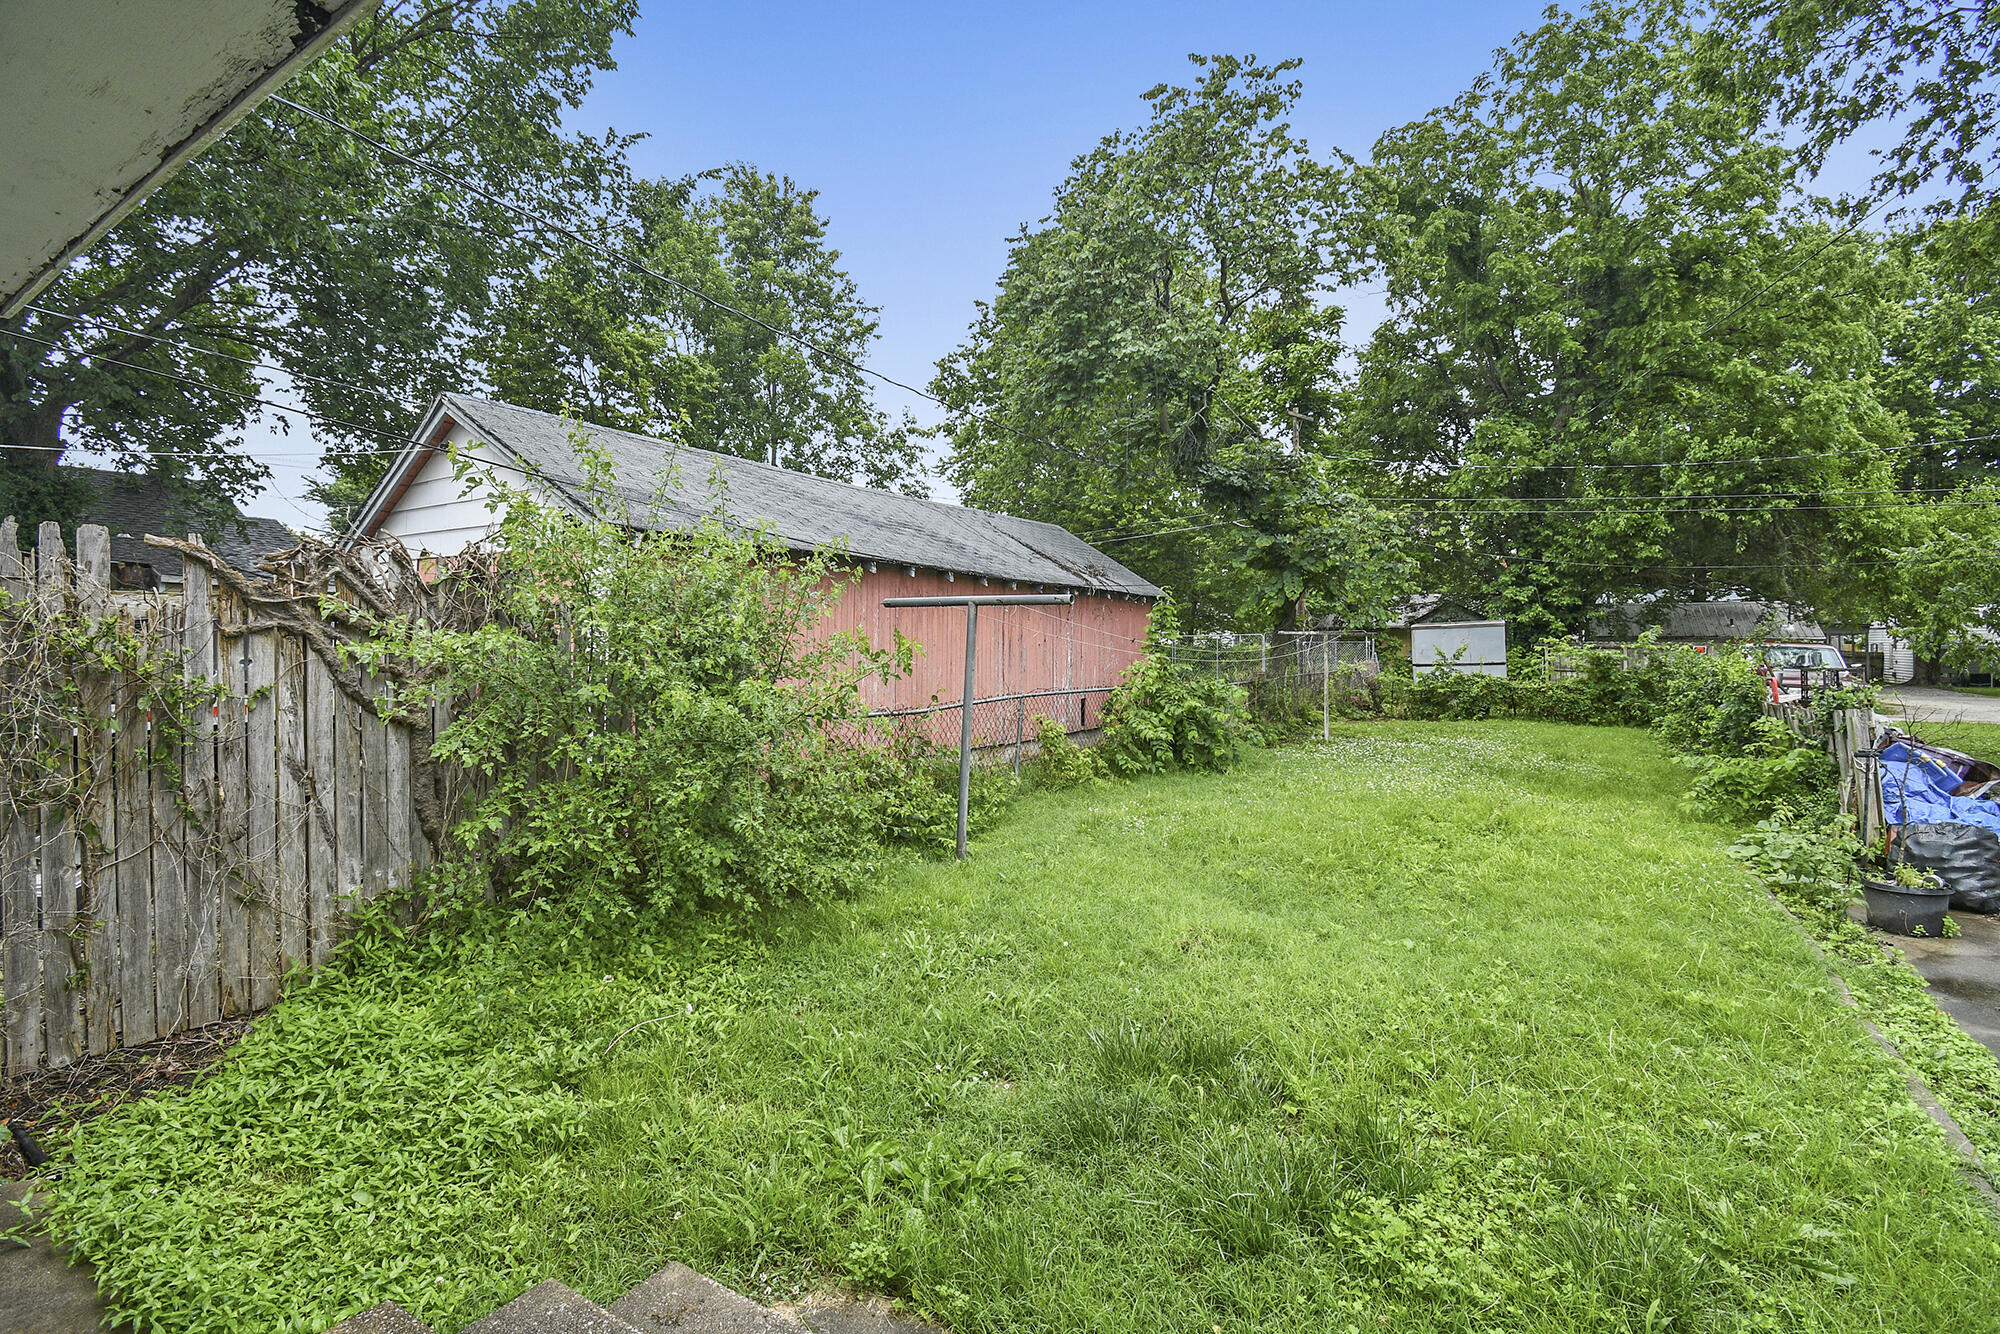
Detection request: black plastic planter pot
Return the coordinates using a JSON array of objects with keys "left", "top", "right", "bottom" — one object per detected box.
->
[{"left": 1862, "top": 878, "right": 1954, "bottom": 937}]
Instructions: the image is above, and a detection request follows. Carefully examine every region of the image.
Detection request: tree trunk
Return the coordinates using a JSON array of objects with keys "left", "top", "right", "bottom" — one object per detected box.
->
[{"left": 3, "top": 399, "right": 68, "bottom": 470}]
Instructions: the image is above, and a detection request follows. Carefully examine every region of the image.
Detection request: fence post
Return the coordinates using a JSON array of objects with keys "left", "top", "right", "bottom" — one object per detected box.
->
[
  {"left": 1014, "top": 694, "right": 1025, "bottom": 778},
  {"left": 1321, "top": 637, "right": 1330, "bottom": 741},
  {"left": 1, "top": 517, "right": 41, "bottom": 1075}
]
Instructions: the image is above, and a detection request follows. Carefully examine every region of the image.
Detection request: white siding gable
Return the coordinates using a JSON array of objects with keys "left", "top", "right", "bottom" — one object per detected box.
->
[{"left": 374, "top": 425, "right": 519, "bottom": 556}]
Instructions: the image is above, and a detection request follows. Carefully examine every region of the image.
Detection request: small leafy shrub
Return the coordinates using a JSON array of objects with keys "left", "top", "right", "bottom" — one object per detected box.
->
[
  {"left": 850, "top": 727, "right": 1015, "bottom": 853},
  {"left": 1244, "top": 671, "right": 1323, "bottom": 740},
  {"left": 1726, "top": 804, "right": 1860, "bottom": 914},
  {"left": 1682, "top": 717, "right": 1835, "bottom": 821},
  {"left": 1648, "top": 644, "right": 1772, "bottom": 757},
  {"left": 1099, "top": 598, "right": 1252, "bottom": 775},
  {"left": 1028, "top": 714, "right": 1097, "bottom": 789},
  {"left": 1403, "top": 668, "right": 1515, "bottom": 720}
]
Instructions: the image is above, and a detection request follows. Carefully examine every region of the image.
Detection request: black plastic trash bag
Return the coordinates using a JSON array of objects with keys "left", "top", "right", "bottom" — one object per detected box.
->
[{"left": 1898, "top": 822, "right": 2000, "bottom": 913}]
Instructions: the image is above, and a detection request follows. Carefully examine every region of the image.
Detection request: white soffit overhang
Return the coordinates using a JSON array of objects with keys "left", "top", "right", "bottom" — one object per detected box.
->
[{"left": 0, "top": 0, "right": 380, "bottom": 317}]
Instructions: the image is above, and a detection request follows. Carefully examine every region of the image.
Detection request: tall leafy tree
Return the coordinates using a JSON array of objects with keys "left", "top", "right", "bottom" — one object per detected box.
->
[
  {"left": 468, "top": 165, "right": 926, "bottom": 494},
  {"left": 1721, "top": 0, "right": 2000, "bottom": 207},
  {"left": 934, "top": 55, "right": 1399, "bottom": 628},
  {"left": 2, "top": 0, "right": 639, "bottom": 530},
  {"left": 1876, "top": 211, "right": 2000, "bottom": 489},
  {"left": 1346, "top": 0, "right": 1913, "bottom": 638}
]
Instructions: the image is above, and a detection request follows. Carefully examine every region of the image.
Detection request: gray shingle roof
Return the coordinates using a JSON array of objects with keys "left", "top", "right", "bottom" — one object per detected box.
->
[
  {"left": 62, "top": 466, "right": 295, "bottom": 581},
  {"left": 435, "top": 395, "right": 1163, "bottom": 597},
  {"left": 1590, "top": 600, "right": 1825, "bottom": 642}
]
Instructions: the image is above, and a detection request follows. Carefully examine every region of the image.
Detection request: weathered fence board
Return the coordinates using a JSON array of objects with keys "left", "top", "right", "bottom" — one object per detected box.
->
[
  {"left": 360, "top": 673, "right": 391, "bottom": 899},
  {"left": 276, "top": 635, "right": 308, "bottom": 979},
  {"left": 305, "top": 649, "right": 337, "bottom": 968},
  {"left": 1, "top": 521, "right": 40, "bottom": 1073},
  {"left": 182, "top": 566, "right": 221, "bottom": 1028},
  {"left": 36, "top": 522, "right": 85, "bottom": 1069},
  {"left": 2, "top": 523, "right": 445, "bottom": 1076},
  {"left": 215, "top": 598, "right": 252, "bottom": 1019},
  {"left": 335, "top": 684, "right": 364, "bottom": 928},
  {"left": 114, "top": 646, "right": 157, "bottom": 1047},
  {"left": 244, "top": 628, "right": 280, "bottom": 1014}
]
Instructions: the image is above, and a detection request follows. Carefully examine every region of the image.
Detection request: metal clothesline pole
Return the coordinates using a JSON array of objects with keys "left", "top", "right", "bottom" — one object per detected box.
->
[{"left": 882, "top": 593, "right": 1074, "bottom": 859}]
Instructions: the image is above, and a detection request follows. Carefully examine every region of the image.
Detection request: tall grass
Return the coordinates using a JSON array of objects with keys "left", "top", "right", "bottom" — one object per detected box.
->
[{"left": 39, "top": 722, "right": 2000, "bottom": 1333}]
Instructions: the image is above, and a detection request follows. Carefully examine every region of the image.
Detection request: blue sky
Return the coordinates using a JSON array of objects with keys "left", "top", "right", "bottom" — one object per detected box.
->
[
  {"left": 582, "top": 0, "right": 1563, "bottom": 447},
  {"left": 239, "top": 0, "right": 1895, "bottom": 529},
  {"left": 242, "top": 0, "right": 1564, "bottom": 529}
]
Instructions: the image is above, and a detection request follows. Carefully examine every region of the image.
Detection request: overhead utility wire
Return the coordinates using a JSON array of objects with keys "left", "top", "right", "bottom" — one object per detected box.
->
[
  {"left": 266, "top": 97, "right": 1164, "bottom": 481},
  {"left": 23, "top": 304, "right": 426, "bottom": 411},
  {"left": 33, "top": 300, "right": 1990, "bottom": 516},
  {"left": 271, "top": 102, "right": 946, "bottom": 425},
  {"left": 13, "top": 323, "right": 1993, "bottom": 528}
]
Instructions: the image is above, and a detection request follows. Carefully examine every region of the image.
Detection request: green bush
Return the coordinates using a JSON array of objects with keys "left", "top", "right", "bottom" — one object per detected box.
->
[
  {"left": 1029, "top": 714, "right": 1098, "bottom": 789},
  {"left": 351, "top": 444, "right": 937, "bottom": 937},
  {"left": 1727, "top": 804, "right": 1862, "bottom": 916},
  {"left": 1099, "top": 599, "right": 1253, "bottom": 775},
  {"left": 1682, "top": 734, "right": 1838, "bottom": 823},
  {"left": 1647, "top": 644, "right": 1772, "bottom": 757},
  {"left": 850, "top": 726, "right": 1016, "bottom": 852}
]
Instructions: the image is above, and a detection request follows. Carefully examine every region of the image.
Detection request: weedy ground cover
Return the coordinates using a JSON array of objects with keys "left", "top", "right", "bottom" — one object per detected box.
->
[{"left": 32, "top": 722, "right": 2000, "bottom": 1333}]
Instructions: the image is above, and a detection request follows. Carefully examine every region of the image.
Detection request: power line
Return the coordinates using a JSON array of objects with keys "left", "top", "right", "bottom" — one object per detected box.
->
[
  {"left": 265, "top": 100, "right": 925, "bottom": 406},
  {"left": 264, "top": 96, "right": 1155, "bottom": 482},
  {"left": 15, "top": 323, "right": 1993, "bottom": 528},
  {"left": 22, "top": 304, "right": 426, "bottom": 411}
]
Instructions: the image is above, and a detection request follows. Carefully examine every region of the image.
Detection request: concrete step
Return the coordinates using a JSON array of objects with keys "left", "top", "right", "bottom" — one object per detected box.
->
[
  {"left": 321, "top": 1302, "right": 433, "bottom": 1334},
  {"left": 461, "top": 1279, "right": 649, "bottom": 1334},
  {"left": 608, "top": 1262, "right": 806, "bottom": 1333},
  {"left": 321, "top": 1262, "right": 941, "bottom": 1334}
]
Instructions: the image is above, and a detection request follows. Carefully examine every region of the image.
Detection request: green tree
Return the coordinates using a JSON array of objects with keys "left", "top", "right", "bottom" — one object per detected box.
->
[
  {"left": 1721, "top": 0, "right": 2000, "bottom": 207},
  {"left": 1345, "top": 0, "right": 1913, "bottom": 638},
  {"left": 474, "top": 165, "right": 926, "bottom": 494},
  {"left": 1895, "top": 481, "right": 2000, "bottom": 668},
  {"left": 934, "top": 55, "right": 1366, "bottom": 628},
  {"left": 1876, "top": 211, "right": 2000, "bottom": 489},
  {"left": 2, "top": 0, "right": 638, "bottom": 530}
]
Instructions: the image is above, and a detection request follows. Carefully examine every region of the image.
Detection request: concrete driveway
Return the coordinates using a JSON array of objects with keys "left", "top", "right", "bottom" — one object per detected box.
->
[
  {"left": 1876, "top": 909, "right": 2000, "bottom": 1063},
  {"left": 1880, "top": 686, "right": 2000, "bottom": 726}
]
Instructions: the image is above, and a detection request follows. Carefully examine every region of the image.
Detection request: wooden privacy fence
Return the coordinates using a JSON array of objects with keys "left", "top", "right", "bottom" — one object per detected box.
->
[
  {"left": 1765, "top": 700, "right": 1886, "bottom": 847},
  {"left": 2, "top": 519, "right": 441, "bottom": 1078}
]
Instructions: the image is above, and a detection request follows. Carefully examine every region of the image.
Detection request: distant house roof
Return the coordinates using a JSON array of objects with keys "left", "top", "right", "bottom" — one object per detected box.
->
[
  {"left": 1370, "top": 594, "right": 1485, "bottom": 630},
  {"left": 351, "top": 394, "right": 1164, "bottom": 598},
  {"left": 64, "top": 466, "right": 295, "bottom": 585},
  {"left": 1590, "top": 599, "right": 1825, "bottom": 643}
]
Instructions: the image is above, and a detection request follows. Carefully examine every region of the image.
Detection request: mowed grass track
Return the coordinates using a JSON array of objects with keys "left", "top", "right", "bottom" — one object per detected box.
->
[{"left": 47, "top": 723, "right": 2000, "bottom": 1333}]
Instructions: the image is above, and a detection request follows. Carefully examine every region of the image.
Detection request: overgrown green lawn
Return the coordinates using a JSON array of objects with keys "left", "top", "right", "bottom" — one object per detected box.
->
[{"left": 37, "top": 723, "right": 2000, "bottom": 1333}]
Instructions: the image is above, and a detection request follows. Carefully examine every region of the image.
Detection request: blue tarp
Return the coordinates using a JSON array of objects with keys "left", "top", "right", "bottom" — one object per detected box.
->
[{"left": 1880, "top": 739, "right": 2000, "bottom": 835}]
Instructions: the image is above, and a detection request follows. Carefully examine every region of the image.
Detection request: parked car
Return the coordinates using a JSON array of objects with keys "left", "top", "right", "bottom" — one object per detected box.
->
[{"left": 1758, "top": 642, "right": 1855, "bottom": 701}]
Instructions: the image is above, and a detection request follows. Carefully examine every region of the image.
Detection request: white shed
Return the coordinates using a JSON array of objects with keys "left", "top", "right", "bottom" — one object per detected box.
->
[{"left": 1411, "top": 620, "right": 1508, "bottom": 678}]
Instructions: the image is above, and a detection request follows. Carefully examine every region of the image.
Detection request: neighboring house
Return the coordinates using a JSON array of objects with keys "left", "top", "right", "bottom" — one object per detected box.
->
[
  {"left": 63, "top": 466, "right": 296, "bottom": 591},
  {"left": 1867, "top": 624, "right": 1920, "bottom": 685},
  {"left": 1589, "top": 599, "right": 1826, "bottom": 646},
  {"left": 345, "top": 395, "right": 1162, "bottom": 729}
]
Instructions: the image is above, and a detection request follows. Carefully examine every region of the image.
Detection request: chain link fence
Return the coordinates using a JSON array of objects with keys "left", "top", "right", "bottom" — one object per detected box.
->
[
  {"left": 1168, "top": 632, "right": 1382, "bottom": 739},
  {"left": 831, "top": 632, "right": 1385, "bottom": 765},
  {"left": 833, "top": 687, "right": 1115, "bottom": 772}
]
